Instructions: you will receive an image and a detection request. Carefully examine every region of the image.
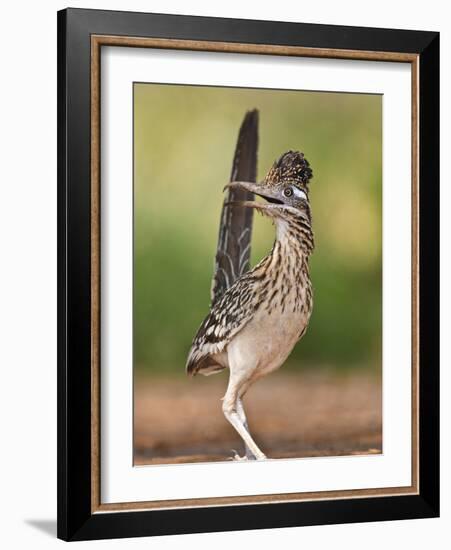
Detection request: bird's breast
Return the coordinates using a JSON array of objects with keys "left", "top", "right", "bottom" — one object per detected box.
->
[{"left": 226, "top": 282, "right": 311, "bottom": 377}]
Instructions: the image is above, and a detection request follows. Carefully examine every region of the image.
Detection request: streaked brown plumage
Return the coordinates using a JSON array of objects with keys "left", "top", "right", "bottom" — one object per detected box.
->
[{"left": 186, "top": 121, "right": 314, "bottom": 460}]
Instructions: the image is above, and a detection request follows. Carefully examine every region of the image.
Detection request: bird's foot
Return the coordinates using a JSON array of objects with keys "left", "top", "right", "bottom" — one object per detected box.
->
[
  {"left": 229, "top": 449, "right": 267, "bottom": 461},
  {"left": 229, "top": 450, "right": 249, "bottom": 461}
]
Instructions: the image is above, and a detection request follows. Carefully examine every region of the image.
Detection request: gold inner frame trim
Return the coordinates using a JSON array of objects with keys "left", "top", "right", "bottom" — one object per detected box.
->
[{"left": 90, "top": 34, "right": 420, "bottom": 514}]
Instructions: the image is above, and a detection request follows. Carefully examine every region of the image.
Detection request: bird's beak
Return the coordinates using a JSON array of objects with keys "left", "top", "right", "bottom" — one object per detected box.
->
[
  {"left": 224, "top": 181, "right": 283, "bottom": 207},
  {"left": 223, "top": 181, "right": 260, "bottom": 194}
]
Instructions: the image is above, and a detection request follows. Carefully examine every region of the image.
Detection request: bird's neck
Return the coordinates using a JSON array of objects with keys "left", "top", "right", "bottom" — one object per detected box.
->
[
  {"left": 257, "top": 214, "right": 313, "bottom": 312},
  {"left": 274, "top": 214, "right": 314, "bottom": 258},
  {"left": 251, "top": 212, "right": 314, "bottom": 284}
]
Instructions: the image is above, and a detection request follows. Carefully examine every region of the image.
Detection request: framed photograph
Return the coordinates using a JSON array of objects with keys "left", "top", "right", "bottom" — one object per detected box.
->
[{"left": 57, "top": 8, "right": 439, "bottom": 541}]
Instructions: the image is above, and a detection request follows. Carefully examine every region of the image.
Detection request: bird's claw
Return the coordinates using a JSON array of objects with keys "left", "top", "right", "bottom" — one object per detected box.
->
[{"left": 229, "top": 449, "right": 249, "bottom": 461}]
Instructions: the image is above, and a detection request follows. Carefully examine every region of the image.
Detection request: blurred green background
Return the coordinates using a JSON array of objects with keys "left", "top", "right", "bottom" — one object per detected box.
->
[{"left": 134, "top": 83, "right": 382, "bottom": 374}]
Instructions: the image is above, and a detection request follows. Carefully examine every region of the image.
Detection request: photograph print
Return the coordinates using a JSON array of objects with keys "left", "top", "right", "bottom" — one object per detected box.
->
[{"left": 133, "top": 83, "right": 382, "bottom": 466}]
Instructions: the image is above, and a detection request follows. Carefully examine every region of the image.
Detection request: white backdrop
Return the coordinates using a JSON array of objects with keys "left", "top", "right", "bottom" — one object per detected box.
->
[{"left": 0, "top": 0, "right": 448, "bottom": 548}]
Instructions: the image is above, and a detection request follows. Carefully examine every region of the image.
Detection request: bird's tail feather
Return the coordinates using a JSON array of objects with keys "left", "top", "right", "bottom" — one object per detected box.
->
[
  {"left": 186, "top": 110, "right": 259, "bottom": 377},
  {"left": 186, "top": 352, "right": 225, "bottom": 377},
  {"left": 210, "top": 109, "right": 259, "bottom": 306}
]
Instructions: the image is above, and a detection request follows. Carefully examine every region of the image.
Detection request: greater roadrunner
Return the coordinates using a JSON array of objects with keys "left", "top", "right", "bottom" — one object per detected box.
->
[{"left": 186, "top": 110, "right": 314, "bottom": 460}]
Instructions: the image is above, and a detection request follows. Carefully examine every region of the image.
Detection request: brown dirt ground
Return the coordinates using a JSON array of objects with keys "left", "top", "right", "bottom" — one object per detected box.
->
[{"left": 134, "top": 370, "right": 382, "bottom": 465}]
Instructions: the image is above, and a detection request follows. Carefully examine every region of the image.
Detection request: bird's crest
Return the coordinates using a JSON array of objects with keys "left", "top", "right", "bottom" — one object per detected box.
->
[{"left": 263, "top": 150, "right": 312, "bottom": 193}]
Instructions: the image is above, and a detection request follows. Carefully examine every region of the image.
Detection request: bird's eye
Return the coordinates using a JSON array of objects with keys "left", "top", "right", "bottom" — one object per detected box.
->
[{"left": 283, "top": 187, "right": 293, "bottom": 197}]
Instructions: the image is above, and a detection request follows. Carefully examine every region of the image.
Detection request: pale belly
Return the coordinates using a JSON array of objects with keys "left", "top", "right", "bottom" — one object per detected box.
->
[{"left": 223, "top": 299, "right": 311, "bottom": 379}]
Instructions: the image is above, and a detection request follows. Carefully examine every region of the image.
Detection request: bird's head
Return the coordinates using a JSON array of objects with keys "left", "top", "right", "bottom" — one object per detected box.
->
[{"left": 224, "top": 151, "right": 313, "bottom": 223}]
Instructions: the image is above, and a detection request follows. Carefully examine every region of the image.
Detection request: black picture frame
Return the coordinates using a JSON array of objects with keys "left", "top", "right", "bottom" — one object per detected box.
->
[{"left": 57, "top": 7, "right": 439, "bottom": 541}]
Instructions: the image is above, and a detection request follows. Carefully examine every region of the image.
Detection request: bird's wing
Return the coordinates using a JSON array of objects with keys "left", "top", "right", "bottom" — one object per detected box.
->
[
  {"left": 186, "top": 271, "right": 260, "bottom": 375},
  {"left": 210, "top": 109, "right": 259, "bottom": 306}
]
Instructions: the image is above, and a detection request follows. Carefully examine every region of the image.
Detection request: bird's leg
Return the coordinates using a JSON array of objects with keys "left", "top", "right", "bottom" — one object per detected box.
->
[
  {"left": 236, "top": 398, "right": 257, "bottom": 460},
  {"left": 222, "top": 377, "right": 266, "bottom": 461}
]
